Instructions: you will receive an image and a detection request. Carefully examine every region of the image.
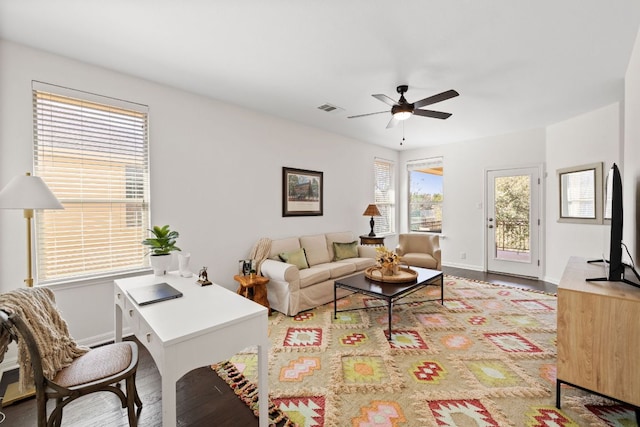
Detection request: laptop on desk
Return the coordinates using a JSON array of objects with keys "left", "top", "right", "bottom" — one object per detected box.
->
[{"left": 127, "top": 282, "right": 183, "bottom": 306}]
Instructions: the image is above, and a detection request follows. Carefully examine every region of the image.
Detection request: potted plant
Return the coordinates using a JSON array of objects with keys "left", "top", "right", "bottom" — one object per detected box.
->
[{"left": 142, "top": 225, "right": 181, "bottom": 276}]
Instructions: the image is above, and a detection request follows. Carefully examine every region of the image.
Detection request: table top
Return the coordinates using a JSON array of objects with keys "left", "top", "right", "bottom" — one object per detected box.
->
[
  {"left": 115, "top": 272, "right": 267, "bottom": 345},
  {"left": 559, "top": 256, "right": 640, "bottom": 300},
  {"left": 335, "top": 266, "right": 442, "bottom": 298}
]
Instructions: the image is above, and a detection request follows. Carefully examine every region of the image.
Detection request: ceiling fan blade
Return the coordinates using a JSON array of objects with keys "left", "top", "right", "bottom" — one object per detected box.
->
[
  {"left": 347, "top": 111, "right": 389, "bottom": 119},
  {"left": 413, "top": 89, "right": 459, "bottom": 109},
  {"left": 386, "top": 116, "right": 400, "bottom": 129},
  {"left": 372, "top": 94, "right": 398, "bottom": 107},
  {"left": 413, "top": 109, "right": 452, "bottom": 120}
]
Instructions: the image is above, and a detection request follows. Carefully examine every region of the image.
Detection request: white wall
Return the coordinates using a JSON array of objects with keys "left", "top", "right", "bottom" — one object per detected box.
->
[
  {"left": 624, "top": 27, "right": 640, "bottom": 265},
  {"left": 2, "top": 29, "right": 640, "bottom": 368},
  {"left": 0, "top": 40, "right": 397, "bottom": 351},
  {"left": 545, "top": 103, "right": 622, "bottom": 283},
  {"left": 398, "top": 128, "right": 546, "bottom": 272}
]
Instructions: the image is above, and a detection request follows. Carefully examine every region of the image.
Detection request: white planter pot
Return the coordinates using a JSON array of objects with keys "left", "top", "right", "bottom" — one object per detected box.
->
[{"left": 150, "top": 254, "right": 172, "bottom": 276}]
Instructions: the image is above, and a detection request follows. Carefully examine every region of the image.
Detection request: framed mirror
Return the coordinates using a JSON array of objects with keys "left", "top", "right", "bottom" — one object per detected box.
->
[{"left": 557, "top": 162, "right": 603, "bottom": 224}]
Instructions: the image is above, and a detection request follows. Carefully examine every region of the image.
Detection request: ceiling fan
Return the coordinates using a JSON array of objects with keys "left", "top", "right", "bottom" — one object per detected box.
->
[{"left": 348, "top": 85, "right": 459, "bottom": 129}]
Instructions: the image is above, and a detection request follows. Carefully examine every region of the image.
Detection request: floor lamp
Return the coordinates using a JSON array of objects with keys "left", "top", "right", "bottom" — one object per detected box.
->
[{"left": 0, "top": 172, "right": 63, "bottom": 405}]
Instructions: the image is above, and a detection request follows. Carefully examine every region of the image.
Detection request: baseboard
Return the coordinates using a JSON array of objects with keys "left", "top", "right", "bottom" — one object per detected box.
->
[
  {"left": 542, "top": 275, "right": 560, "bottom": 285},
  {"left": 0, "top": 354, "right": 18, "bottom": 377},
  {"left": 75, "top": 330, "right": 124, "bottom": 348},
  {"left": 442, "top": 261, "right": 484, "bottom": 271}
]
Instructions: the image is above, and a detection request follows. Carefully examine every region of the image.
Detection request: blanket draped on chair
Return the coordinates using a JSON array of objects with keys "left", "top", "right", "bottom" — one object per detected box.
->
[
  {"left": 0, "top": 287, "right": 89, "bottom": 391},
  {"left": 249, "top": 237, "right": 272, "bottom": 275}
]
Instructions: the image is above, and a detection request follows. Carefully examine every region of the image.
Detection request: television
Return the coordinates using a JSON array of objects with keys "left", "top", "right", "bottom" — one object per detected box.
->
[{"left": 588, "top": 163, "right": 640, "bottom": 287}]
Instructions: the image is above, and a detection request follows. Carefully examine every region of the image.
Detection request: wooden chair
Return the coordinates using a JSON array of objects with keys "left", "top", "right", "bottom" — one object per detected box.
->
[{"left": 0, "top": 309, "right": 142, "bottom": 427}]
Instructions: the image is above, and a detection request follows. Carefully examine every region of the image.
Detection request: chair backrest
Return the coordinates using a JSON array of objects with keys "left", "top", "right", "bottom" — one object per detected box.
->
[
  {"left": 0, "top": 309, "right": 48, "bottom": 392},
  {"left": 398, "top": 233, "right": 439, "bottom": 254}
]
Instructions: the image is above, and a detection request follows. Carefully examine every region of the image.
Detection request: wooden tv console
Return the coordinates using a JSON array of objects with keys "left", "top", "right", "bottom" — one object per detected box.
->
[{"left": 556, "top": 257, "right": 640, "bottom": 415}]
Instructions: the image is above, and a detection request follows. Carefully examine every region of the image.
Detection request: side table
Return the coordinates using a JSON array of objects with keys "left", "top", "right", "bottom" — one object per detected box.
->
[
  {"left": 360, "top": 235, "right": 385, "bottom": 246},
  {"left": 234, "top": 274, "right": 271, "bottom": 314}
]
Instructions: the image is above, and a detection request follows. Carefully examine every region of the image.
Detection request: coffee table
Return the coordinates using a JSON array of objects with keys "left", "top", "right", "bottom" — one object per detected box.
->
[{"left": 334, "top": 266, "right": 443, "bottom": 340}]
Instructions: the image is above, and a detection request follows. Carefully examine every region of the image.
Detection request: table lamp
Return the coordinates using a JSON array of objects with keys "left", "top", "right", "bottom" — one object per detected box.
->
[
  {"left": 362, "top": 204, "right": 381, "bottom": 237},
  {"left": 0, "top": 172, "right": 64, "bottom": 287}
]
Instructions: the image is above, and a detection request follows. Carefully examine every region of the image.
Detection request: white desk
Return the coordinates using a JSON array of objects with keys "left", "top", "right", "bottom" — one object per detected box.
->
[{"left": 114, "top": 273, "right": 269, "bottom": 427}]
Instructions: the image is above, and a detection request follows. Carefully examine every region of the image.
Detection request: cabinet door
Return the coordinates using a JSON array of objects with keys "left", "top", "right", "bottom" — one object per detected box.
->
[{"left": 557, "top": 288, "right": 640, "bottom": 406}]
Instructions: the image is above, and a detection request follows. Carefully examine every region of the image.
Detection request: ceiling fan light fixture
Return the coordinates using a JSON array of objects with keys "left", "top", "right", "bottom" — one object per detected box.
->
[
  {"left": 391, "top": 103, "right": 413, "bottom": 121},
  {"left": 393, "top": 111, "right": 412, "bottom": 120}
]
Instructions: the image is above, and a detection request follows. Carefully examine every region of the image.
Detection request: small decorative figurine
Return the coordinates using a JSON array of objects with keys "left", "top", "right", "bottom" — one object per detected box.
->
[{"left": 197, "top": 266, "right": 212, "bottom": 286}]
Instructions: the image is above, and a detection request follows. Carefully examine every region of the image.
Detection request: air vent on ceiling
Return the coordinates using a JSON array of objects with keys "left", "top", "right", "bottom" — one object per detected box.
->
[{"left": 317, "top": 103, "right": 344, "bottom": 114}]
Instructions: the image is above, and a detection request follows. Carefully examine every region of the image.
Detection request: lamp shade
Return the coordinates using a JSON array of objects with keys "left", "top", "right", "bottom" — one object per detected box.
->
[
  {"left": 362, "top": 204, "right": 381, "bottom": 217},
  {"left": 0, "top": 173, "right": 63, "bottom": 210}
]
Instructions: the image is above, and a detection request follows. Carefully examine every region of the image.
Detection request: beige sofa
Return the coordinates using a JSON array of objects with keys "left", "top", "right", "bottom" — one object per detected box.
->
[
  {"left": 259, "top": 231, "right": 376, "bottom": 316},
  {"left": 395, "top": 233, "right": 441, "bottom": 269}
]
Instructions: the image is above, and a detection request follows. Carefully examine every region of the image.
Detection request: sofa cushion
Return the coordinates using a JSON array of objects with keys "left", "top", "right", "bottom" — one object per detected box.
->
[
  {"left": 270, "top": 237, "right": 301, "bottom": 259},
  {"left": 314, "top": 262, "right": 356, "bottom": 278},
  {"left": 337, "top": 257, "right": 377, "bottom": 270},
  {"left": 400, "top": 253, "right": 438, "bottom": 269},
  {"left": 299, "top": 265, "right": 331, "bottom": 288},
  {"left": 325, "top": 231, "right": 356, "bottom": 260},
  {"left": 332, "top": 241, "right": 358, "bottom": 261},
  {"left": 300, "top": 234, "right": 330, "bottom": 266},
  {"left": 279, "top": 248, "right": 309, "bottom": 270}
]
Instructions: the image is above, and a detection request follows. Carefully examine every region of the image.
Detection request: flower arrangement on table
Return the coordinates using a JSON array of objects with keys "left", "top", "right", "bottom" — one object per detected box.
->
[{"left": 376, "top": 246, "right": 401, "bottom": 275}]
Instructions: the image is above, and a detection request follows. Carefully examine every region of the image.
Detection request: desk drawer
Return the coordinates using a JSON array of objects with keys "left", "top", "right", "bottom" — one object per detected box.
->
[
  {"left": 114, "top": 289, "right": 126, "bottom": 310},
  {"left": 123, "top": 303, "right": 141, "bottom": 334},
  {"left": 136, "top": 317, "right": 164, "bottom": 370}
]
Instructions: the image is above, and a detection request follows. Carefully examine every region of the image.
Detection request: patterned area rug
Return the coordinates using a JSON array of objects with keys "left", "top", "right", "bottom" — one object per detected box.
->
[{"left": 213, "top": 275, "right": 638, "bottom": 426}]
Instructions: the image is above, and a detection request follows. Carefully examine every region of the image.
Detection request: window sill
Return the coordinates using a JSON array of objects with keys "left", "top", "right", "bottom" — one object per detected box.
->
[{"left": 38, "top": 268, "right": 152, "bottom": 291}]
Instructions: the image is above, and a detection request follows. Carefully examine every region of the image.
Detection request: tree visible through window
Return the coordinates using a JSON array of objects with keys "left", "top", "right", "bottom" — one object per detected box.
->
[
  {"left": 33, "top": 82, "right": 150, "bottom": 282},
  {"left": 494, "top": 175, "right": 530, "bottom": 256},
  {"left": 408, "top": 158, "right": 443, "bottom": 233}
]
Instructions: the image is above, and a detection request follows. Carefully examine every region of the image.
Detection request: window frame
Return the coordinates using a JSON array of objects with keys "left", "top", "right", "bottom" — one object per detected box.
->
[
  {"left": 32, "top": 81, "right": 151, "bottom": 284},
  {"left": 557, "top": 162, "right": 603, "bottom": 224},
  {"left": 407, "top": 157, "right": 444, "bottom": 234},
  {"left": 373, "top": 158, "right": 395, "bottom": 236}
]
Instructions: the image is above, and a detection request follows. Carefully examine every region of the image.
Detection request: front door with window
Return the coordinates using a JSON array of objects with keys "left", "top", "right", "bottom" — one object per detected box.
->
[{"left": 486, "top": 167, "right": 541, "bottom": 278}]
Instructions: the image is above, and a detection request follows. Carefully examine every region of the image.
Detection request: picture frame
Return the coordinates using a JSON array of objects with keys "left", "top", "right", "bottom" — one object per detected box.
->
[
  {"left": 238, "top": 259, "right": 255, "bottom": 276},
  {"left": 557, "top": 162, "right": 603, "bottom": 224},
  {"left": 282, "top": 167, "right": 323, "bottom": 217}
]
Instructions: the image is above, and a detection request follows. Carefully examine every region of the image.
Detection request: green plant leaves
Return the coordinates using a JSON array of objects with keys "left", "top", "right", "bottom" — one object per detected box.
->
[{"left": 142, "top": 224, "right": 181, "bottom": 255}]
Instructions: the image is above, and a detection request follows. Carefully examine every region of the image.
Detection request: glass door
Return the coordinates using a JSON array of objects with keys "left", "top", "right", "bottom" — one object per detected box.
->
[{"left": 486, "top": 167, "right": 541, "bottom": 278}]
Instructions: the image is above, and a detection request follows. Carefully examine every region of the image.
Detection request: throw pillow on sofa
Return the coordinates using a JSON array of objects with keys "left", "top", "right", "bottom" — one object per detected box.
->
[
  {"left": 279, "top": 248, "right": 309, "bottom": 270},
  {"left": 333, "top": 241, "right": 358, "bottom": 261}
]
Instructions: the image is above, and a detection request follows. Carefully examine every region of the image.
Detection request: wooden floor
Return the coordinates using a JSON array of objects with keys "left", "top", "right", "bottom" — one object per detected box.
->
[{"left": 0, "top": 267, "right": 556, "bottom": 426}]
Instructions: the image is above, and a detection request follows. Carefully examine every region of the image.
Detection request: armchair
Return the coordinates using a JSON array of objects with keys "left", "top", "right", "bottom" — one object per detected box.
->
[{"left": 396, "top": 233, "right": 441, "bottom": 270}]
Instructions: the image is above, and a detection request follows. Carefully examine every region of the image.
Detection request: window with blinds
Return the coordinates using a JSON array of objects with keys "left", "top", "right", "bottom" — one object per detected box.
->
[
  {"left": 408, "top": 157, "right": 443, "bottom": 233},
  {"left": 32, "top": 82, "right": 150, "bottom": 282},
  {"left": 373, "top": 158, "right": 395, "bottom": 235}
]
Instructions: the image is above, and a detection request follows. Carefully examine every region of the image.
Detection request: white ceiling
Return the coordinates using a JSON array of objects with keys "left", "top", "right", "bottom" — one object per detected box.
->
[{"left": 1, "top": 1, "right": 639, "bottom": 150}]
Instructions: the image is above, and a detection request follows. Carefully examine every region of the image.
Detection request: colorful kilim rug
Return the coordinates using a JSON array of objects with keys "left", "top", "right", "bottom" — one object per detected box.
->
[{"left": 212, "top": 275, "right": 638, "bottom": 426}]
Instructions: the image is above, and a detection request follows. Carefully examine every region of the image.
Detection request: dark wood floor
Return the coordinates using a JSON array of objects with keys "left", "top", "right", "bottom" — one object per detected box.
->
[{"left": 0, "top": 267, "right": 556, "bottom": 426}]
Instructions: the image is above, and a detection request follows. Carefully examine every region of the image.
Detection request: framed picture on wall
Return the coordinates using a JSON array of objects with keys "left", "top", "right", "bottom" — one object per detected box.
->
[{"left": 282, "top": 167, "right": 323, "bottom": 217}]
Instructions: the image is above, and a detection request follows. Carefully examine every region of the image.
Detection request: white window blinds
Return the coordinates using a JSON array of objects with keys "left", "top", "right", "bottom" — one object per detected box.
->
[
  {"left": 374, "top": 158, "right": 395, "bottom": 235},
  {"left": 32, "top": 82, "right": 150, "bottom": 282}
]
